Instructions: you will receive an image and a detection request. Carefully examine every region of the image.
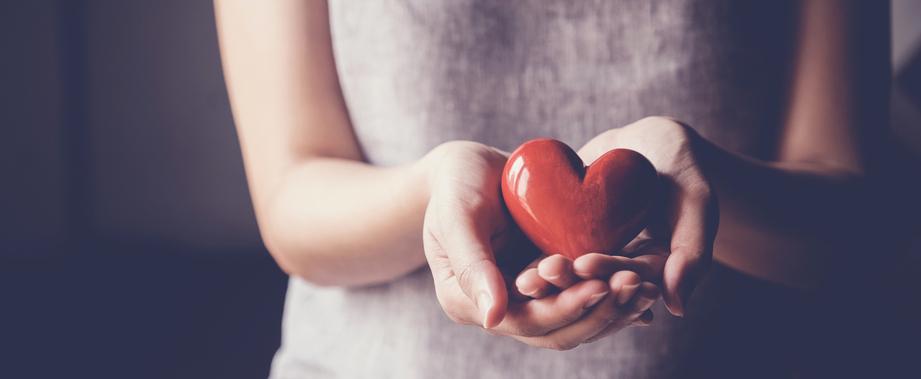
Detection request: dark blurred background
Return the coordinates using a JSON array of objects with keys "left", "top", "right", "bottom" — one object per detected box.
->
[
  {"left": 1, "top": 2, "right": 283, "bottom": 378},
  {"left": 2, "top": 1, "right": 921, "bottom": 378}
]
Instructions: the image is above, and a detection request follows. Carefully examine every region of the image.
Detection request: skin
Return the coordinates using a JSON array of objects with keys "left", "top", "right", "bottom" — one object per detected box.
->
[{"left": 214, "top": 0, "right": 888, "bottom": 350}]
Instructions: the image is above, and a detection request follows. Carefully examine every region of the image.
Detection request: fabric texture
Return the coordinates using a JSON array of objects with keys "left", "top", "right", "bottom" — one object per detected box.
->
[{"left": 271, "top": 1, "right": 808, "bottom": 378}]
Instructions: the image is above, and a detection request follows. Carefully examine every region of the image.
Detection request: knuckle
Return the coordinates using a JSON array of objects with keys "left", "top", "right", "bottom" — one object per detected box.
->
[
  {"left": 670, "top": 244, "right": 707, "bottom": 261},
  {"left": 641, "top": 115, "right": 678, "bottom": 125},
  {"left": 683, "top": 180, "right": 713, "bottom": 201},
  {"left": 446, "top": 190, "right": 489, "bottom": 212},
  {"left": 431, "top": 140, "right": 504, "bottom": 172},
  {"left": 639, "top": 116, "right": 689, "bottom": 134},
  {"left": 431, "top": 140, "right": 484, "bottom": 161},
  {"left": 455, "top": 258, "right": 492, "bottom": 293}
]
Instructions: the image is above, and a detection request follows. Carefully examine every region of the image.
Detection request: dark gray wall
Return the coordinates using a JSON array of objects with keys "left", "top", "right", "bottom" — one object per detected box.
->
[
  {"left": 2, "top": 1, "right": 261, "bottom": 257},
  {"left": 84, "top": 0, "right": 260, "bottom": 252},
  {"left": 2, "top": 5, "right": 286, "bottom": 379},
  {"left": 0, "top": 2, "right": 68, "bottom": 258}
]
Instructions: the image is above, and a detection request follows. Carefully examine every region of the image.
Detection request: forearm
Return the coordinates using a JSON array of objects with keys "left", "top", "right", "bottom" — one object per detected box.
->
[
  {"left": 216, "top": 0, "right": 423, "bottom": 286},
  {"left": 697, "top": 137, "right": 869, "bottom": 288},
  {"left": 261, "top": 157, "right": 431, "bottom": 286},
  {"left": 714, "top": 0, "right": 891, "bottom": 288}
]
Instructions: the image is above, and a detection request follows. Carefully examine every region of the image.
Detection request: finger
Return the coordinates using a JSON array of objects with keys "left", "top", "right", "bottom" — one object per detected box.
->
[
  {"left": 584, "top": 283, "right": 660, "bottom": 343},
  {"left": 629, "top": 282, "right": 659, "bottom": 315},
  {"left": 515, "top": 268, "right": 553, "bottom": 298},
  {"left": 572, "top": 253, "right": 634, "bottom": 279},
  {"left": 622, "top": 238, "right": 669, "bottom": 282},
  {"left": 663, "top": 187, "right": 717, "bottom": 317},
  {"left": 495, "top": 279, "right": 609, "bottom": 337},
  {"left": 619, "top": 234, "right": 656, "bottom": 258},
  {"left": 609, "top": 271, "right": 642, "bottom": 306},
  {"left": 518, "top": 282, "right": 660, "bottom": 350},
  {"left": 571, "top": 252, "right": 665, "bottom": 283},
  {"left": 513, "top": 255, "right": 553, "bottom": 299},
  {"left": 439, "top": 213, "right": 509, "bottom": 328},
  {"left": 537, "top": 254, "right": 579, "bottom": 289},
  {"left": 630, "top": 254, "right": 667, "bottom": 283},
  {"left": 522, "top": 254, "right": 543, "bottom": 271}
]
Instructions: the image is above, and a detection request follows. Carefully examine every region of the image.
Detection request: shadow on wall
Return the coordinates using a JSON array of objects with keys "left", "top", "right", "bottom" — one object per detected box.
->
[
  {"left": 2, "top": 1, "right": 263, "bottom": 257},
  {"left": 1, "top": 2, "right": 285, "bottom": 379},
  {"left": 81, "top": 0, "right": 262, "bottom": 252}
]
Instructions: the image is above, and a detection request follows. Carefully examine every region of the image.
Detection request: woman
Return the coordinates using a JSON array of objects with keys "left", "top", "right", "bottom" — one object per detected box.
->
[{"left": 214, "top": 1, "right": 889, "bottom": 377}]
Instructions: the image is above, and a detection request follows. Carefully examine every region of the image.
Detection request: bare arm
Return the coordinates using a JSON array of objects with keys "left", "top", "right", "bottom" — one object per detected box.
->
[
  {"left": 215, "top": 0, "right": 427, "bottom": 285},
  {"left": 573, "top": 2, "right": 890, "bottom": 310},
  {"left": 709, "top": 0, "right": 890, "bottom": 288}
]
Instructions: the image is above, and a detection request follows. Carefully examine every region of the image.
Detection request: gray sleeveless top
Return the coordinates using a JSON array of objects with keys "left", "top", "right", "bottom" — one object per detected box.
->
[{"left": 271, "top": 1, "right": 805, "bottom": 378}]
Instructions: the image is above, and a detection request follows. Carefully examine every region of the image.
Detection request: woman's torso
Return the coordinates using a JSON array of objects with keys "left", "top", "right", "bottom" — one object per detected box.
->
[{"left": 271, "top": 1, "right": 810, "bottom": 378}]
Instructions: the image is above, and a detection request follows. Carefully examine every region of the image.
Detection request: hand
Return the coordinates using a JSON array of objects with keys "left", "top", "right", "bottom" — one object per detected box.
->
[
  {"left": 515, "top": 240, "right": 666, "bottom": 340},
  {"left": 422, "top": 141, "right": 655, "bottom": 350},
  {"left": 578, "top": 117, "right": 719, "bottom": 317}
]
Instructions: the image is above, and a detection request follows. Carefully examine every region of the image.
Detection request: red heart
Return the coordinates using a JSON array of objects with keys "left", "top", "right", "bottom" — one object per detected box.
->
[{"left": 501, "top": 138, "right": 659, "bottom": 259}]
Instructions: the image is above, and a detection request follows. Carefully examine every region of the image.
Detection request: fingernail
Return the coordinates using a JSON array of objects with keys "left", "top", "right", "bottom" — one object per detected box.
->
[
  {"left": 477, "top": 292, "right": 494, "bottom": 327},
  {"left": 515, "top": 276, "right": 534, "bottom": 296},
  {"left": 668, "top": 299, "right": 685, "bottom": 318},
  {"left": 617, "top": 284, "right": 639, "bottom": 306},
  {"left": 584, "top": 291, "right": 607, "bottom": 309},
  {"left": 673, "top": 306, "right": 685, "bottom": 318}
]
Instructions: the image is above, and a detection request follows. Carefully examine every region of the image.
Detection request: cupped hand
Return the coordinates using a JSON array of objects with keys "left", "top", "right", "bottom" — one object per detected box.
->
[
  {"left": 422, "top": 140, "right": 655, "bottom": 350},
  {"left": 515, "top": 237, "right": 667, "bottom": 335},
  {"left": 577, "top": 117, "right": 719, "bottom": 317}
]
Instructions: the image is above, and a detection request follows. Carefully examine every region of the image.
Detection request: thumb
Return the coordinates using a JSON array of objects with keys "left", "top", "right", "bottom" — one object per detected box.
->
[
  {"left": 444, "top": 219, "right": 509, "bottom": 328},
  {"left": 662, "top": 247, "right": 710, "bottom": 317},
  {"left": 663, "top": 188, "right": 717, "bottom": 317}
]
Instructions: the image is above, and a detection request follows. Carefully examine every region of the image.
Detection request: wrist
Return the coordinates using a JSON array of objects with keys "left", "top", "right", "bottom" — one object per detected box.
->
[
  {"left": 414, "top": 142, "right": 449, "bottom": 203},
  {"left": 416, "top": 140, "right": 508, "bottom": 198}
]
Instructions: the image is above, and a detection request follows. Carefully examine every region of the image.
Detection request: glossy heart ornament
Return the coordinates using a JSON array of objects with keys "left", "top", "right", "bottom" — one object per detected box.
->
[{"left": 501, "top": 139, "right": 658, "bottom": 259}]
